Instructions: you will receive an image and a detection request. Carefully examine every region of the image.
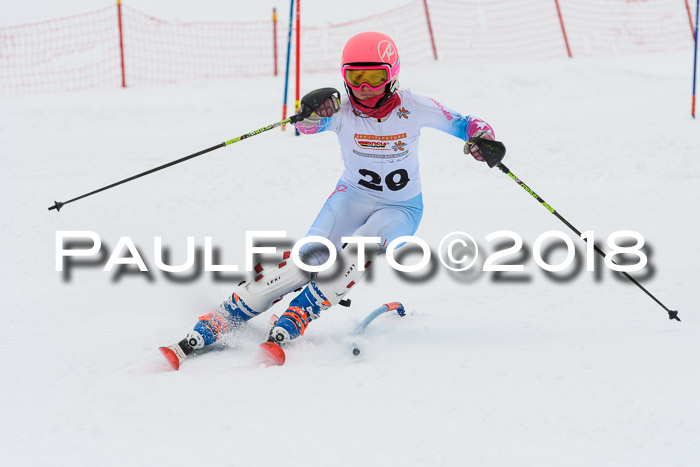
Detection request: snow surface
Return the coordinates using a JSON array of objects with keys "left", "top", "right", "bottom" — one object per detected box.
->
[{"left": 1, "top": 2, "right": 700, "bottom": 467}]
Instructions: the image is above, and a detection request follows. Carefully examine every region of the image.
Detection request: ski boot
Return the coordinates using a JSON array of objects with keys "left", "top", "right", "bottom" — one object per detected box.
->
[{"left": 257, "top": 283, "right": 335, "bottom": 366}]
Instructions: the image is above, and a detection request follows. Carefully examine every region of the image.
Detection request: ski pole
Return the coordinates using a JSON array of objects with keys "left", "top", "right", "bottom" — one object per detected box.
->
[
  {"left": 467, "top": 136, "right": 681, "bottom": 321},
  {"left": 351, "top": 302, "right": 406, "bottom": 356},
  {"left": 497, "top": 160, "right": 681, "bottom": 322},
  {"left": 47, "top": 115, "right": 303, "bottom": 213}
]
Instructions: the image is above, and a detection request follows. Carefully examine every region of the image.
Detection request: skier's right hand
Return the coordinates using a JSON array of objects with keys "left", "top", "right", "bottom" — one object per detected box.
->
[
  {"left": 296, "top": 88, "right": 341, "bottom": 124},
  {"left": 308, "top": 95, "right": 340, "bottom": 118}
]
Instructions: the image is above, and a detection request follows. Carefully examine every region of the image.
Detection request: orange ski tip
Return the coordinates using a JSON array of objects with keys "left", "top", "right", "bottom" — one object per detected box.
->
[
  {"left": 259, "top": 342, "right": 286, "bottom": 366},
  {"left": 159, "top": 346, "right": 181, "bottom": 371}
]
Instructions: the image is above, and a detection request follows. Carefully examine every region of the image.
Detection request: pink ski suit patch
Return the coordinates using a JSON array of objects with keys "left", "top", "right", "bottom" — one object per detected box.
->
[{"left": 467, "top": 116, "right": 495, "bottom": 139}]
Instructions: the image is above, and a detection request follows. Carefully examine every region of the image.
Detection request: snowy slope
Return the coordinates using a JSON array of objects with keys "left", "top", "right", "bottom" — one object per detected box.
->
[{"left": 2, "top": 2, "right": 700, "bottom": 467}]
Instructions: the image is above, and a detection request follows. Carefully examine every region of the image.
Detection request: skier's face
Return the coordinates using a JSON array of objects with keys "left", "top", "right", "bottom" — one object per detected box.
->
[{"left": 353, "top": 86, "right": 385, "bottom": 101}]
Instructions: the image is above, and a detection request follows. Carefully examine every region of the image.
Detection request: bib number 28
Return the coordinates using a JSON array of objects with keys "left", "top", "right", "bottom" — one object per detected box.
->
[{"left": 358, "top": 168, "right": 410, "bottom": 192}]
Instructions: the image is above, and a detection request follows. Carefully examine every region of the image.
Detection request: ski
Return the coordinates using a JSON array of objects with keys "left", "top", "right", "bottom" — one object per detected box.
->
[
  {"left": 258, "top": 341, "right": 286, "bottom": 366},
  {"left": 159, "top": 345, "right": 184, "bottom": 371},
  {"left": 258, "top": 313, "right": 286, "bottom": 366},
  {"left": 160, "top": 302, "right": 406, "bottom": 369}
]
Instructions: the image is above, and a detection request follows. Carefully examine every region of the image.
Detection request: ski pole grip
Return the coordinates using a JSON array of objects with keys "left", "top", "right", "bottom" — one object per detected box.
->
[
  {"left": 467, "top": 137, "right": 507, "bottom": 168},
  {"left": 296, "top": 87, "right": 341, "bottom": 120}
]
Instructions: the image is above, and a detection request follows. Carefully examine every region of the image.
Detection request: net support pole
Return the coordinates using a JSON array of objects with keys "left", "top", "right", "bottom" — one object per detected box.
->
[
  {"left": 117, "top": 0, "right": 126, "bottom": 87},
  {"left": 422, "top": 0, "right": 438, "bottom": 60},
  {"left": 686, "top": 0, "right": 696, "bottom": 40},
  {"left": 553, "top": 0, "right": 572, "bottom": 58}
]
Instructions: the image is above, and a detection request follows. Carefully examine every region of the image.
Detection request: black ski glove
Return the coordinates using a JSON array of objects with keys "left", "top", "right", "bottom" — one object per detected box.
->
[
  {"left": 465, "top": 134, "right": 507, "bottom": 168},
  {"left": 293, "top": 88, "right": 341, "bottom": 124}
]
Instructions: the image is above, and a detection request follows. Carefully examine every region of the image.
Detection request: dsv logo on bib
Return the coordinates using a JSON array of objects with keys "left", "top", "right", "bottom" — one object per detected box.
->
[{"left": 354, "top": 133, "right": 405, "bottom": 151}]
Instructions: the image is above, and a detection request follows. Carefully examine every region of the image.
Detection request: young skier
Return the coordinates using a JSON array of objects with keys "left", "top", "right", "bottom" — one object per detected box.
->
[{"left": 160, "top": 31, "right": 498, "bottom": 369}]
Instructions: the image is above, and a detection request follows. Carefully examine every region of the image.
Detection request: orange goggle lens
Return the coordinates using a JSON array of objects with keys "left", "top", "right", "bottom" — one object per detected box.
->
[{"left": 344, "top": 68, "right": 389, "bottom": 89}]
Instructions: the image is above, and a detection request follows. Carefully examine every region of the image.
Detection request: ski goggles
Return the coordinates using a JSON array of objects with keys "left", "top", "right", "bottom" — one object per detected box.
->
[{"left": 342, "top": 64, "right": 391, "bottom": 90}]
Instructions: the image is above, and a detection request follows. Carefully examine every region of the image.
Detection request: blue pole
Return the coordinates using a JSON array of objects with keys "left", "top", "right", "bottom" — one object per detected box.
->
[
  {"left": 692, "top": 0, "right": 699, "bottom": 118},
  {"left": 281, "top": 0, "right": 295, "bottom": 130},
  {"left": 351, "top": 302, "right": 406, "bottom": 356}
]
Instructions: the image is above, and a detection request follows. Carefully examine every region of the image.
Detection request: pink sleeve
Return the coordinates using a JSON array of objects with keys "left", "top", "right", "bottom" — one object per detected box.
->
[
  {"left": 293, "top": 120, "right": 323, "bottom": 135},
  {"left": 466, "top": 116, "right": 495, "bottom": 139}
]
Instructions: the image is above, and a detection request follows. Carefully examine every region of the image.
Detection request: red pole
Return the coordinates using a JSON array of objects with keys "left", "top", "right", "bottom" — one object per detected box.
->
[
  {"left": 553, "top": 0, "right": 572, "bottom": 58},
  {"left": 687, "top": 0, "right": 696, "bottom": 40},
  {"left": 295, "top": 0, "right": 301, "bottom": 136},
  {"left": 273, "top": 8, "right": 278, "bottom": 76},
  {"left": 117, "top": 0, "right": 126, "bottom": 87},
  {"left": 422, "top": 0, "right": 438, "bottom": 60}
]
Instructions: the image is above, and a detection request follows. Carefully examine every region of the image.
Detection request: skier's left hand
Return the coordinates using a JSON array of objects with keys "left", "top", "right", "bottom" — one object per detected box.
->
[{"left": 464, "top": 130, "right": 494, "bottom": 162}]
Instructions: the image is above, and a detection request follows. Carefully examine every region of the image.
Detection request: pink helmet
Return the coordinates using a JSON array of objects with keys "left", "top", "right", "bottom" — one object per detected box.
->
[{"left": 341, "top": 32, "right": 401, "bottom": 84}]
